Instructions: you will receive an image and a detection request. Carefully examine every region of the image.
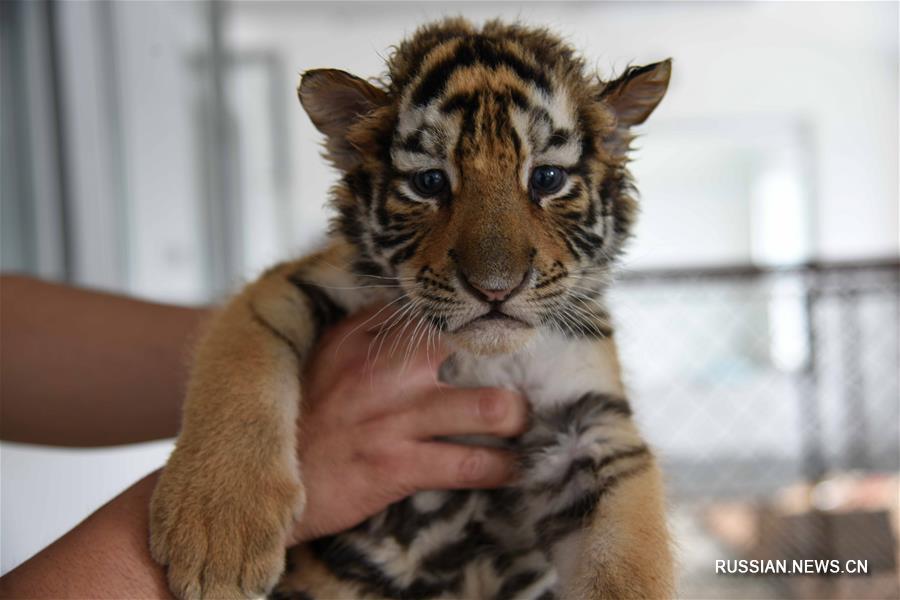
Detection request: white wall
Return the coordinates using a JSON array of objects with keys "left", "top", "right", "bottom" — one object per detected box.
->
[{"left": 114, "top": 1, "right": 211, "bottom": 303}]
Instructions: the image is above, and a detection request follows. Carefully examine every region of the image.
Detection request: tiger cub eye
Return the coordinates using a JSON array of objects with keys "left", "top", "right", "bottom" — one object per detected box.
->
[
  {"left": 530, "top": 165, "right": 567, "bottom": 195},
  {"left": 411, "top": 169, "right": 448, "bottom": 197}
]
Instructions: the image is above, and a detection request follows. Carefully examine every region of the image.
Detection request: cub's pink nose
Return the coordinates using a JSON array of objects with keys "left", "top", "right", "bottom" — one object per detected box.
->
[
  {"left": 471, "top": 283, "right": 515, "bottom": 302},
  {"left": 458, "top": 268, "right": 531, "bottom": 304}
]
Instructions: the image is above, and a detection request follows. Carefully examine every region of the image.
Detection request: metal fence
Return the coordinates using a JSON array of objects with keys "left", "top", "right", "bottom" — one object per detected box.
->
[{"left": 609, "top": 259, "right": 900, "bottom": 599}]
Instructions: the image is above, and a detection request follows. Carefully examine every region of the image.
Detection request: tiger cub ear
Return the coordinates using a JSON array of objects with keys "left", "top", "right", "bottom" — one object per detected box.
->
[
  {"left": 601, "top": 59, "right": 672, "bottom": 129},
  {"left": 298, "top": 69, "right": 389, "bottom": 170}
]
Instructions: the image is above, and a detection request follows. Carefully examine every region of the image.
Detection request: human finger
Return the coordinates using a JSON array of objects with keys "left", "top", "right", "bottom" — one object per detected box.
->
[
  {"left": 400, "top": 442, "right": 520, "bottom": 490},
  {"left": 391, "top": 387, "right": 528, "bottom": 439}
]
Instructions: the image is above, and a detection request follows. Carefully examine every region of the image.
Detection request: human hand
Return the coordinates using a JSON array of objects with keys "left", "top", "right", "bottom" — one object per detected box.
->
[{"left": 290, "top": 306, "right": 529, "bottom": 543}]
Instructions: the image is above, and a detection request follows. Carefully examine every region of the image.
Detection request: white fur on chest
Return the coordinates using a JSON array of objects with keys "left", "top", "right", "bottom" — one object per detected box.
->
[{"left": 442, "top": 330, "right": 624, "bottom": 409}]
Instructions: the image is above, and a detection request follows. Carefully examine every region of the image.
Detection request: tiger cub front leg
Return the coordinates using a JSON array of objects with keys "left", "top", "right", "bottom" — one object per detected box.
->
[
  {"left": 524, "top": 393, "right": 674, "bottom": 599},
  {"left": 570, "top": 453, "right": 673, "bottom": 599},
  {"left": 150, "top": 259, "right": 345, "bottom": 599}
]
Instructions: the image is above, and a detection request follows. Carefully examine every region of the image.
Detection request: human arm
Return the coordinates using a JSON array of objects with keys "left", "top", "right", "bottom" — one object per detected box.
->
[
  {"left": 0, "top": 274, "right": 208, "bottom": 446},
  {"left": 0, "top": 472, "right": 174, "bottom": 599}
]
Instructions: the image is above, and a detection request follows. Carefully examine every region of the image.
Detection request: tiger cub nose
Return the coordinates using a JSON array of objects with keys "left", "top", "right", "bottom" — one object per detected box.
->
[{"left": 459, "top": 268, "right": 532, "bottom": 303}]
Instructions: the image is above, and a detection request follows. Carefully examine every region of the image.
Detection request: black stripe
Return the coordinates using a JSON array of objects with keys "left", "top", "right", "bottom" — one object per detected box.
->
[
  {"left": 576, "top": 110, "right": 597, "bottom": 165},
  {"left": 566, "top": 227, "right": 604, "bottom": 257},
  {"left": 534, "top": 270, "right": 567, "bottom": 289},
  {"left": 352, "top": 258, "right": 387, "bottom": 281},
  {"left": 532, "top": 445, "right": 650, "bottom": 497},
  {"left": 336, "top": 202, "right": 363, "bottom": 244},
  {"left": 557, "top": 228, "right": 581, "bottom": 260},
  {"left": 420, "top": 278, "right": 455, "bottom": 294},
  {"left": 605, "top": 170, "right": 638, "bottom": 236},
  {"left": 268, "top": 590, "right": 315, "bottom": 600},
  {"left": 389, "top": 238, "right": 421, "bottom": 265},
  {"left": 472, "top": 36, "right": 551, "bottom": 94},
  {"left": 440, "top": 91, "right": 478, "bottom": 114},
  {"left": 382, "top": 211, "right": 414, "bottom": 226},
  {"left": 310, "top": 536, "right": 459, "bottom": 599},
  {"left": 530, "top": 105, "right": 554, "bottom": 125},
  {"left": 412, "top": 41, "right": 477, "bottom": 106},
  {"left": 412, "top": 37, "right": 551, "bottom": 107},
  {"left": 491, "top": 548, "right": 532, "bottom": 574},
  {"left": 594, "top": 395, "right": 633, "bottom": 419},
  {"left": 533, "top": 289, "right": 566, "bottom": 301},
  {"left": 583, "top": 190, "right": 599, "bottom": 228},
  {"left": 420, "top": 292, "right": 461, "bottom": 304},
  {"left": 287, "top": 276, "right": 347, "bottom": 336},
  {"left": 507, "top": 87, "right": 531, "bottom": 111},
  {"left": 307, "top": 537, "right": 389, "bottom": 595},
  {"left": 453, "top": 92, "right": 481, "bottom": 163},
  {"left": 484, "top": 486, "right": 524, "bottom": 518},
  {"left": 536, "top": 461, "right": 651, "bottom": 544},
  {"left": 555, "top": 182, "right": 585, "bottom": 204},
  {"left": 558, "top": 210, "right": 583, "bottom": 222},
  {"left": 493, "top": 105, "right": 510, "bottom": 139},
  {"left": 420, "top": 522, "right": 496, "bottom": 574},
  {"left": 593, "top": 445, "right": 649, "bottom": 471},
  {"left": 345, "top": 169, "right": 373, "bottom": 207},
  {"left": 494, "top": 570, "right": 541, "bottom": 600},
  {"left": 374, "top": 169, "right": 396, "bottom": 230},
  {"left": 399, "top": 131, "right": 425, "bottom": 154},
  {"left": 249, "top": 306, "right": 301, "bottom": 358},
  {"left": 510, "top": 123, "right": 523, "bottom": 161},
  {"left": 379, "top": 491, "right": 471, "bottom": 546},
  {"left": 546, "top": 128, "right": 573, "bottom": 149},
  {"left": 537, "top": 488, "right": 598, "bottom": 544},
  {"left": 536, "top": 392, "right": 632, "bottom": 435},
  {"left": 373, "top": 229, "right": 417, "bottom": 249}
]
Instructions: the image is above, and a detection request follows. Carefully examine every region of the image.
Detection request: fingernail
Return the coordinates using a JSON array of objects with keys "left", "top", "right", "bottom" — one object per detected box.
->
[
  {"left": 459, "top": 451, "right": 484, "bottom": 482},
  {"left": 479, "top": 393, "right": 509, "bottom": 423}
]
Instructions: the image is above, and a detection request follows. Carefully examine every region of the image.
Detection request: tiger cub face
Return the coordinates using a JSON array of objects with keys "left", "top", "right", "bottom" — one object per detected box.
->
[{"left": 299, "top": 18, "right": 670, "bottom": 355}]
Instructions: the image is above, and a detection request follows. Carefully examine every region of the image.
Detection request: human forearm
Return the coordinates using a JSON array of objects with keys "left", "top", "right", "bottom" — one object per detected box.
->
[
  {"left": 0, "top": 275, "right": 209, "bottom": 445},
  {"left": 0, "top": 471, "right": 173, "bottom": 599}
]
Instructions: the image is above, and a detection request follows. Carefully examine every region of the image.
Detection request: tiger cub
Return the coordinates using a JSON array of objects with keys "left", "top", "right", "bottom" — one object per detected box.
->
[{"left": 150, "top": 18, "right": 673, "bottom": 600}]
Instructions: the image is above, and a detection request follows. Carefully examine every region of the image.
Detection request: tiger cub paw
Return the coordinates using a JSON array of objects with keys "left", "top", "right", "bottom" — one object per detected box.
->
[{"left": 149, "top": 460, "right": 302, "bottom": 599}]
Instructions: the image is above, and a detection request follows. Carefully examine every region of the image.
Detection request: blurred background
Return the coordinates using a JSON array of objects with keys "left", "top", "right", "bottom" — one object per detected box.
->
[{"left": 1, "top": 1, "right": 898, "bottom": 597}]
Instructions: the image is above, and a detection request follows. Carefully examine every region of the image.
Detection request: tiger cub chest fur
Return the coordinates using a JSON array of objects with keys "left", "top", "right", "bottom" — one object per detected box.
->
[{"left": 275, "top": 333, "right": 651, "bottom": 600}]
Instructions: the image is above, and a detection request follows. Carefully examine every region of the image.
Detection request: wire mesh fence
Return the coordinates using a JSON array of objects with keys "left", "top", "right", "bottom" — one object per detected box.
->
[{"left": 609, "top": 260, "right": 900, "bottom": 599}]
